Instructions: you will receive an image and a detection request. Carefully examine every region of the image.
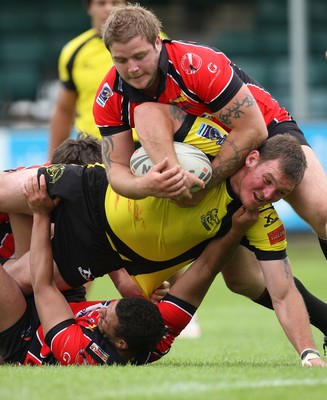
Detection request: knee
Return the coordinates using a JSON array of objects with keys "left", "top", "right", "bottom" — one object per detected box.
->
[
  {"left": 222, "top": 272, "right": 248, "bottom": 295},
  {"left": 222, "top": 269, "right": 265, "bottom": 299},
  {"left": 134, "top": 103, "right": 164, "bottom": 121},
  {"left": 134, "top": 103, "right": 151, "bottom": 119}
]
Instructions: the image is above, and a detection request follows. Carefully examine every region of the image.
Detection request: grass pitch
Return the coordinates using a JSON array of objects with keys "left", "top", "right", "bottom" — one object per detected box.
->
[{"left": 1, "top": 232, "right": 327, "bottom": 400}]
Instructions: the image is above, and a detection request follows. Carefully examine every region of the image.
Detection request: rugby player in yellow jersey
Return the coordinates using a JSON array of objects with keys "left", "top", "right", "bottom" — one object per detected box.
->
[
  {"left": 1, "top": 177, "right": 324, "bottom": 367},
  {"left": 2, "top": 133, "right": 327, "bottom": 363},
  {"left": 49, "top": 0, "right": 168, "bottom": 157},
  {"left": 4, "top": 130, "right": 327, "bottom": 352},
  {"left": 0, "top": 134, "right": 307, "bottom": 293}
]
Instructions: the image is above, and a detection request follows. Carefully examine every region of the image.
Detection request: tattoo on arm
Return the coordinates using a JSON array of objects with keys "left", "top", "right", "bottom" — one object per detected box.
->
[
  {"left": 218, "top": 94, "right": 255, "bottom": 127},
  {"left": 101, "top": 136, "right": 114, "bottom": 177},
  {"left": 209, "top": 137, "right": 255, "bottom": 184},
  {"left": 169, "top": 104, "right": 187, "bottom": 124},
  {"left": 281, "top": 257, "right": 292, "bottom": 279}
]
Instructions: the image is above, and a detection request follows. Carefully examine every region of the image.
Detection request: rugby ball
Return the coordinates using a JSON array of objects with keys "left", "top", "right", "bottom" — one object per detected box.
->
[{"left": 130, "top": 142, "right": 212, "bottom": 192}]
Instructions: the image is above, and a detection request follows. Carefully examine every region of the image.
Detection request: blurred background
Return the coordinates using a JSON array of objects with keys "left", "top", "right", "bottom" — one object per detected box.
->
[{"left": 0, "top": 0, "right": 326, "bottom": 231}]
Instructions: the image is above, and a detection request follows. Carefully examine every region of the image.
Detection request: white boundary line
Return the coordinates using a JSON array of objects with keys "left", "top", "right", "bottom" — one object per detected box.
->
[{"left": 99, "top": 378, "right": 327, "bottom": 396}]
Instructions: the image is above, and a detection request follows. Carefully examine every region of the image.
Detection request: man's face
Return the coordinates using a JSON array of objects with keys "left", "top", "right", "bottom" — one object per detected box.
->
[
  {"left": 97, "top": 300, "right": 120, "bottom": 341},
  {"left": 237, "top": 154, "right": 296, "bottom": 210},
  {"left": 110, "top": 35, "right": 162, "bottom": 95},
  {"left": 88, "top": 0, "right": 126, "bottom": 34}
]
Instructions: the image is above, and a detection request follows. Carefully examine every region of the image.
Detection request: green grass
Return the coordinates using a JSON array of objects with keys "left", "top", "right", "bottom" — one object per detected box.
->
[{"left": 1, "top": 232, "right": 327, "bottom": 400}]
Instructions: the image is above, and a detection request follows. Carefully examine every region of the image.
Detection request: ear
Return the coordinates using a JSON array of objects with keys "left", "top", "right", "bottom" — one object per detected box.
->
[
  {"left": 155, "top": 36, "right": 162, "bottom": 52},
  {"left": 245, "top": 150, "right": 260, "bottom": 167},
  {"left": 115, "top": 338, "right": 129, "bottom": 350}
]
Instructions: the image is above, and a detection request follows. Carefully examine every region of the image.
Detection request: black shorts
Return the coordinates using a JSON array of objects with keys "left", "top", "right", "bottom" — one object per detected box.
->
[
  {"left": 267, "top": 119, "right": 310, "bottom": 147},
  {"left": 38, "top": 164, "right": 123, "bottom": 287},
  {"left": 0, "top": 289, "right": 84, "bottom": 364},
  {"left": 0, "top": 297, "right": 38, "bottom": 363}
]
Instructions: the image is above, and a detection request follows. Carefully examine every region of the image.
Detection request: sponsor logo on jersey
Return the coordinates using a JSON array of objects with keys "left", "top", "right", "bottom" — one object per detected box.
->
[
  {"left": 62, "top": 352, "right": 72, "bottom": 363},
  {"left": 169, "top": 92, "right": 192, "bottom": 111},
  {"left": 201, "top": 208, "right": 219, "bottom": 231},
  {"left": 21, "top": 324, "right": 32, "bottom": 341},
  {"left": 87, "top": 323, "right": 97, "bottom": 331},
  {"left": 78, "top": 267, "right": 94, "bottom": 281},
  {"left": 208, "top": 67, "right": 221, "bottom": 89},
  {"left": 268, "top": 225, "right": 286, "bottom": 245},
  {"left": 96, "top": 82, "right": 113, "bottom": 107},
  {"left": 181, "top": 53, "right": 202, "bottom": 74},
  {"left": 207, "top": 62, "right": 218, "bottom": 74},
  {"left": 45, "top": 164, "right": 65, "bottom": 184},
  {"left": 264, "top": 212, "right": 279, "bottom": 227},
  {"left": 89, "top": 343, "right": 109, "bottom": 363},
  {"left": 196, "top": 123, "right": 226, "bottom": 146}
]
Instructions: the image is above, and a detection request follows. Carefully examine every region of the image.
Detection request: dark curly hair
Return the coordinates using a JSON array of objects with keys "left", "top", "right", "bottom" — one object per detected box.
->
[{"left": 114, "top": 297, "right": 166, "bottom": 354}]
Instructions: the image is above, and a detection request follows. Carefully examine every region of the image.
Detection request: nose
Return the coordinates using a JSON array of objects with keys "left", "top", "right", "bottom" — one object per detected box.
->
[
  {"left": 98, "top": 308, "right": 105, "bottom": 318},
  {"left": 263, "top": 187, "right": 282, "bottom": 203},
  {"left": 128, "top": 60, "right": 139, "bottom": 73}
]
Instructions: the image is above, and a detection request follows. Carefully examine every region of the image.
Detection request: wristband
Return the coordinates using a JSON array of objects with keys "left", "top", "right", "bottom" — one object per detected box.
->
[{"left": 300, "top": 348, "right": 320, "bottom": 366}]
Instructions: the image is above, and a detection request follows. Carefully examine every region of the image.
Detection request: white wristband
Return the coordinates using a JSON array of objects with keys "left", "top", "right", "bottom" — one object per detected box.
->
[{"left": 300, "top": 349, "right": 320, "bottom": 366}]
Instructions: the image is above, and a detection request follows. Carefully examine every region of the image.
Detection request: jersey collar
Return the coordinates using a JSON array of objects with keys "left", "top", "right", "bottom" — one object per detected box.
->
[{"left": 113, "top": 42, "right": 169, "bottom": 102}]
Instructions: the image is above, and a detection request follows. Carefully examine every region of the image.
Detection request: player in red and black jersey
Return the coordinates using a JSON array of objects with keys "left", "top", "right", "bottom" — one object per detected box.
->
[{"left": 93, "top": 3, "right": 327, "bottom": 263}]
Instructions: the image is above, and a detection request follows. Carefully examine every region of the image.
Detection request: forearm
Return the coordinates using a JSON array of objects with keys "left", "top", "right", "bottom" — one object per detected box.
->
[
  {"left": 30, "top": 213, "right": 54, "bottom": 292},
  {"left": 109, "top": 269, "right": 144, "bottom": 298},
  {"left": 105, "top": 162, "right": 149, "bottom": 199},
  {"left": 49, "top": 111, "right": 73, "bottom": 158},
  {"left": 134, "top": 103, "right": 181, "bottom": 169},
  {"left": 272, "top": 286, "right": 317, "bottom": 355},
  {"left": 170, "top": 207, "right": 258, "bottom": 307},
  {"left": 170, "top": 231, "right": 244, "bottom": 307},
  {"left": 209, "top": 84, "right": 268, "bottom": 187},
  {"left": 208, "top": 126, "right": 266, "bottom": 188}
]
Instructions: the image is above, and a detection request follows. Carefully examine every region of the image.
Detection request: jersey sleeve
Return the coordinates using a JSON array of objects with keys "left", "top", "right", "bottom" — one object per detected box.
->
[
  {"left": 148, "top": 294, "right": 196, "bottom": 363},
  {"left": 242, "top": 204, "right": 287, "bottom": 260},
  {"left": 93, "top": 69, "right": 131, "bottom": 136},
  {"left": 57, "top": 42, "right": 76, "bottom": 90},
  {"left": 45, "top": 319, "right": 94, "bottom": 365},
  {"left": 171, "top": 41, "right": 243, "bottom": 112}
]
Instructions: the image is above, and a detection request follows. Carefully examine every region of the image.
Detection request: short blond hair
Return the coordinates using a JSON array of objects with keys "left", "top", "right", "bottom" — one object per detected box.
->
[{"left": 102, "top": 3, "right": 162, "bottom": 49}]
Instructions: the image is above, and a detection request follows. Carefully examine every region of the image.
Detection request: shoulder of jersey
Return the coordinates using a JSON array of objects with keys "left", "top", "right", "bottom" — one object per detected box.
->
[
  {"left": 159, "top": 31, "right": 169, "bottom": 40},
  {"left": 130, "top": 142, "right": 212, "bottom": 191},
  {"left": 61, "top": 28, "right": 98, "bottom": 54}
]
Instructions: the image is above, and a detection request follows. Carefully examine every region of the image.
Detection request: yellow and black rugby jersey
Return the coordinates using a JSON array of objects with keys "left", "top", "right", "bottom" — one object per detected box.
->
[
  {"left": 174, "top": 114, "right": 228, "bottom": 160},
  {"left": 39, "top": 163, "right": 287, "bottom": 298},
  {"left": 58, "top": 28, "right": 111, "bottom": 138},
  {"left": 104, "top": 178, "right": 287, "bottom": 297}
]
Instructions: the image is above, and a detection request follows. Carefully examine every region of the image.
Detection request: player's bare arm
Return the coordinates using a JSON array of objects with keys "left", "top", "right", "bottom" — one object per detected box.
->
[
  {"left": 102, "top": 130, "right": 189, "bottom": 199},
  {"left": 260, "top": 257, "right": 327, "bottom": 366},
  {"left": 49, "top": 87, "right": 77, "bottom": 158},
  {"left": 209, "top": 84, "right": 268, "bottom": 188},
  {"left": 134, "top": 103, "right": 205, "bottom": 199},
  {"left": 24, "top": 174, "right": 73, "bottom": 336},
  {"left": 170, "top": 206, "right": 258, "bottom": 308}
]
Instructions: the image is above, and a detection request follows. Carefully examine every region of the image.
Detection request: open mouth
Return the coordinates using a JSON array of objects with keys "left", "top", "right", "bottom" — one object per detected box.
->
[{"left": 254, "top": 192, "right": 263, "bottom": 204}]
